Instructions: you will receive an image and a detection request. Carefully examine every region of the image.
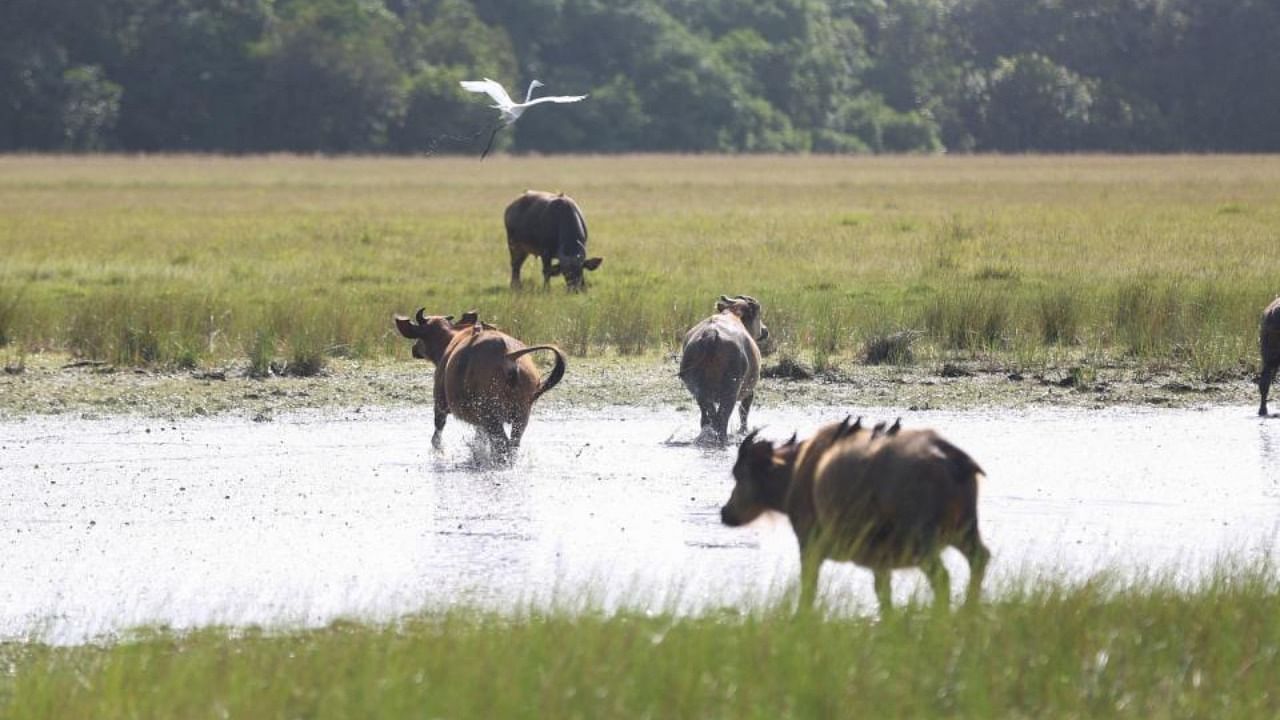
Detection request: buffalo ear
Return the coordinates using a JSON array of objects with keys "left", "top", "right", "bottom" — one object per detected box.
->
[
  {"left": 750, "top": 439, "right": 776, "bottom": 467},
  {"left": 584, "top": 257, "right": 603, "bottom": 271},
  {"left": 716, "top": 295, "right": 732, "bottom": 312},
  {"left": 740, "top": 429, "right": 772, "bottom": 460},
  {"left": 394, "top": 315, "right": 420, "bottom": 339}
]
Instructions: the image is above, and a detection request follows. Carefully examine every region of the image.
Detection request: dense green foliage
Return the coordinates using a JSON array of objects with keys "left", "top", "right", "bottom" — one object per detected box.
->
[
  {"left": 4, "top": 564, "right": 1279, "bottom": 718},
  {"left": 4, "top": 0, "right": 1280, "bottom": 154}
]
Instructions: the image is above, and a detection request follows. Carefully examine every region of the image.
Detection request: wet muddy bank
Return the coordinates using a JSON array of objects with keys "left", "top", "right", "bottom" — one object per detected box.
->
[
  {"left": 3, "top": 403, "right": 1278, "bottom": 644},
  {"left": 0, "top": 352, "right": 1260, "bottom": 421}
]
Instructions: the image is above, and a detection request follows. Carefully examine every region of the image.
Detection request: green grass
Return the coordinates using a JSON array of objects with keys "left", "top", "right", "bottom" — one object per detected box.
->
[
  {"left": 3, "top": 562, "right": 1279, "bottom": 718},
  {"left": 0, "top": 154, "right": 1276, "bottom": 375}
]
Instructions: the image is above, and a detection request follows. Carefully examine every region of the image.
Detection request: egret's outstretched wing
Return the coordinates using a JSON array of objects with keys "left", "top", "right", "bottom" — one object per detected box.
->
[
  {"left": 523, "top": 94, "right": 589, "bottom": 107},
  {"left": 459, "top": 78, "right": 515, "bottom": 108}
]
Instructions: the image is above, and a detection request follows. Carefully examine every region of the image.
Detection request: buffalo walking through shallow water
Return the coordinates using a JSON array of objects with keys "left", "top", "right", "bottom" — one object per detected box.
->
[
  {"left": 679, "top": 295, "right": 770, "bottom": 444},
  {"left": 721, "top": 417, "right": 990, "bottom": 612},
  {"left": 394, "top": 309, "right": 566, "bottom": 459}
]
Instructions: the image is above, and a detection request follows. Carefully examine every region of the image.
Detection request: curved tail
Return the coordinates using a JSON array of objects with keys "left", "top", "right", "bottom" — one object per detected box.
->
[{"left": 506, "top": 345, "right": 567, "bottom": 402}]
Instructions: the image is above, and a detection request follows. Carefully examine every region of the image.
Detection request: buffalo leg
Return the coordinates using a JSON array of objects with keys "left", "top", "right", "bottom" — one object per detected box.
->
[
  {"left": 432, "top": 382, "right": 449, "bottom": 450},
  {"left": 509, "top": 410, "right": 530, "bottom": 449},
  {"left": 873, "top": 569, "right": 893, "bottom": 614},
  {"left": 922, "top": 555, "right": 951, "bottom": 611},
  {"left": 540, "top": 254, "right": 555, "bottom": 288},
  {"left": 798, "top": 551, "right": 822, "bottom": 613},
  {"left": 957, "top": 526, "right": 991, "bottom": 607},
  {"left": 697, "top": 396, "right": 716, "bottom": 430},
  {"left": 509, "top": 245, "right": 528, "bottom": 289},
  {"left": 1260, "top": 360, "right": 1277, "bottom": 417},
  {"left": 712, "top": 387, "right": 738, "bottom": 443},
  {"left": 480, "top": 417, "right": 513, "bottom": 462},
  {"left": 738, "top": 391, "right": 755, "bottom": 434},
  {"left": 432, "top": 408, "right": 447, "bottom": 449}
]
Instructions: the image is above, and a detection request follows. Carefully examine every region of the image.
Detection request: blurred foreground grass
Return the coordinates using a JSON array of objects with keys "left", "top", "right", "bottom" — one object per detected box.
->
[
  {"left": 3, "top": 561, "right": 1278, "bottom": 718},
  {"left": 1, "top": 154, "right": 1277, "bottom": 378}
]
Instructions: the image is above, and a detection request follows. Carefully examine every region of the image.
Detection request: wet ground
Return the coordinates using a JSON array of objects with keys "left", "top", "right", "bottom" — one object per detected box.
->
[
  {"left": 3, "top": 404, "right": 1279, "bottom": 643},
  {"left": 0, "top": 352, "right": 1256, "bottom": 420}
]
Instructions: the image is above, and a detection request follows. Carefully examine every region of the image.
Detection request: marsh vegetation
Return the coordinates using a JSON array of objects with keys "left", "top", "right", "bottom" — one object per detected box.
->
[
  {"left": 1, "top": 155, "right": 1275, "bottom": 383},
  {"left": 4, "top": 564, "right": 1279, "bottom": 718}
]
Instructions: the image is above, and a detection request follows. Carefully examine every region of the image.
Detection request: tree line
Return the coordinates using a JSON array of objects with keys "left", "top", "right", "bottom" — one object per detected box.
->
[{"left": 4, "top": 0, "right": 1279, "bottom": 154}]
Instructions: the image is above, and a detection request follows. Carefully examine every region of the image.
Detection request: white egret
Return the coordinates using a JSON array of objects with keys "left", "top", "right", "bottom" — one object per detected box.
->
[{"left": 459, "top": 78, "right": 588, "bottom": 158}]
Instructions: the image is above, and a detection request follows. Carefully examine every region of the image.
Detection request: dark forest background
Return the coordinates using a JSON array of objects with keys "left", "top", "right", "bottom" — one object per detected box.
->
[{"left": 4, "top": 0, "right": 1279, "bottom": 154}]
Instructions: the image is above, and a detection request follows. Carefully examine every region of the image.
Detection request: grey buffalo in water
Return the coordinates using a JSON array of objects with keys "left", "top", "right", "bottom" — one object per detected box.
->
[
  {"left": 721, "top": 417, "right": 990, "bottom": 613},
  {"left": 1260, "top": 297, "right": 1280, "bottom": 416},
  {"left": 394, "top": 308, "right": 566, "bottom": 459},
  {"left": 505, "top": 190, "right": 603, "bottom": 291},
  {"left": 679, "top": 295, "right": 770, "bottom": 444}
]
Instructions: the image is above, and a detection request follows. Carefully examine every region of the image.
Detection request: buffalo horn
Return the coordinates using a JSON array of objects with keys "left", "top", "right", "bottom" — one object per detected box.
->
[
  {"left": 887, "top": 418, "right": 901, "bottom": 436},
  {"left": 414, "top": 307, "right": 428, "bottom": 325},
  {"left": 836, "top": 414, "right": 855, "bottom": 439}
]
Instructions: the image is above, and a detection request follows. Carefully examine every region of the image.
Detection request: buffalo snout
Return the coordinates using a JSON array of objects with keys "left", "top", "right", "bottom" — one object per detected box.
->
[
  {"left": 756, "top": 325, "right": 776, "bottom": 356},
  {"left": 559, "top": 256, "right": 603, "bottom": 291},
  {"left": 720, "top": 504, "right": 741, "bottom": 527}
]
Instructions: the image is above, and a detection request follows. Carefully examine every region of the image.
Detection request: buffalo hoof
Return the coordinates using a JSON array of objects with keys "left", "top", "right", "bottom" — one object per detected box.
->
[{"left": 694, "top": 428, "right": 728, "bottom": 447}]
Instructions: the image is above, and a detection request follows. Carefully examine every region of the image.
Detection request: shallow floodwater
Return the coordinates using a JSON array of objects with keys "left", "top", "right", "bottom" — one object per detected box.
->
[{"left": 3, "top": 404, "right": 1279, "bottom": 643}]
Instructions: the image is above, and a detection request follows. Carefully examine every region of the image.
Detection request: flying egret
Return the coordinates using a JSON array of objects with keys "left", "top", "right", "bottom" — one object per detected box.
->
[{"left": 459, "top": 78, "right": 588, "bottom": 158}]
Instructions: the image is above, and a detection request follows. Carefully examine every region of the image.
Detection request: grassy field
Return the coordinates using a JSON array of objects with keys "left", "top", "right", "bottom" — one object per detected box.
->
[
  {"left": 1, "top": 154, "right": 1278, "bottom": 378},
  {"left": 3, "top": 563, "right": 1278, "bottom": 718}
]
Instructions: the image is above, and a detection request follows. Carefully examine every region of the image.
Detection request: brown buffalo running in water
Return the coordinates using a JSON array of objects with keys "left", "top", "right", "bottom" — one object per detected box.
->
[
  {"left": 721, "top": 417, "right": 990, "bottom": 612},
  {"left": 505, "top": 190, "right": 603, "bottom": 290},
  {"left": 1261, "top": 297, "right": 1280, "bottom": 416},
  {"left": 394, "top": 309, "right": 566, "bottom": 458},
  {"left": 679, "top": 295, "right": 770, "bottom": 444}
]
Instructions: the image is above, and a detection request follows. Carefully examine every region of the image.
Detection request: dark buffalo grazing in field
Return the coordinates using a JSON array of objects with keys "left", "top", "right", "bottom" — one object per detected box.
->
[
  {"left": 505, "top": 190, "right": 603, "bottom": 290},
  {"left": 1261, "top": 297, "right": 1280, "bottom": 416},
  {"left": 679, "top": 295, "right": 770, "bottom": 444},
  {"left": 394, "top": 308, "right": 566, "bottom": 458},
  {"left": 721, "top": 417, "right": 990, "bottom": 612}
]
